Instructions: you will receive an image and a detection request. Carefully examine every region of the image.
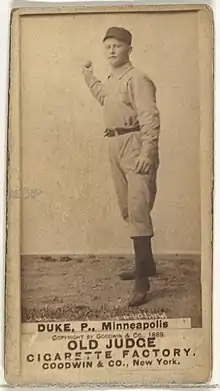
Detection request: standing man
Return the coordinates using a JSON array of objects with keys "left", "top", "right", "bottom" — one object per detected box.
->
[{"left": 82, "top": 27, "right": 160, "bottom": 307}]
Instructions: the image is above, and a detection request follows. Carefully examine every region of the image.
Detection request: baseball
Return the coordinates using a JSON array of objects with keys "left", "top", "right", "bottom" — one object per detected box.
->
[{"left": 84, "top": 60, "right": 92, "bottom": 68}]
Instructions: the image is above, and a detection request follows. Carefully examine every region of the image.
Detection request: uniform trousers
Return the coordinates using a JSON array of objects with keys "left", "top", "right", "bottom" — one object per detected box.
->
[{"left": 108, "top": 131, "right": 158, "bottom": 238}]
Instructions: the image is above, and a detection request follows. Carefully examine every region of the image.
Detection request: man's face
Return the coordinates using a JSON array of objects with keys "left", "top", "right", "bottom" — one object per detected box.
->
[{"left": 104, "top": 38, "right": 132, "bottom": 68}]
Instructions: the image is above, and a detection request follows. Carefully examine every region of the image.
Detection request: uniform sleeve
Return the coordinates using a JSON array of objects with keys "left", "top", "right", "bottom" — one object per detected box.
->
[
  {"left": 129, "top": 73, "right": 160, "bottom": 160},
  {"left": 84, "top": 73, "right": 106, "bottom": 106}
]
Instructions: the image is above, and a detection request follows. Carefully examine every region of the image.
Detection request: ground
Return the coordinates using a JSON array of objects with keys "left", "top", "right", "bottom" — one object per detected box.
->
[{"left": 21, "top": 254, "right": 202, "bottom": 327}]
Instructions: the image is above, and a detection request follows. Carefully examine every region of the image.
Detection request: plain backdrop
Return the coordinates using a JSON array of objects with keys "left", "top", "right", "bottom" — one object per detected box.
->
[
  {"left": 20, "top": 10, "right": 200, "bottom": 255},
  {"left": 0, "top": 0, "right": 219, "bottom": 387}
]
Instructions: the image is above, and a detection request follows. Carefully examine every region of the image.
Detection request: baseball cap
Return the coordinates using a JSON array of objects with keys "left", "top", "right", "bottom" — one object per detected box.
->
[{"left": 103, "top": 27, "right": 132, "bottom": 45}]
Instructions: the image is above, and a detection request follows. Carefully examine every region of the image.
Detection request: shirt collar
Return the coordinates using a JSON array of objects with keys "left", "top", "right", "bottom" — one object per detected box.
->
[{"left": 108, "top": 61, "right": 133, "bottom": 80}]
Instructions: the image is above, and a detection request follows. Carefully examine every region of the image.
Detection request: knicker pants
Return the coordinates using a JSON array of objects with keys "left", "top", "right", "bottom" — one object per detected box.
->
[{"left": 108, "top": 132, "right": 158, "bottom": 238}]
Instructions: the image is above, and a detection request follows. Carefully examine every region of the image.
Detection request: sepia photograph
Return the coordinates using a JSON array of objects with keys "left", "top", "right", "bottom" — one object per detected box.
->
[
  {"left": 19, "top": 8, "right": 202, "bottom": 326},
  {"left": 5, "top": 5, "right": 213, "bottom": 385}
]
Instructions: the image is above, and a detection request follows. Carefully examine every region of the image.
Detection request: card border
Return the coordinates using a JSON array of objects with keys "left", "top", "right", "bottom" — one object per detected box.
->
[{"left": 4, "top": 4, "right": 213, "bottom": 385}]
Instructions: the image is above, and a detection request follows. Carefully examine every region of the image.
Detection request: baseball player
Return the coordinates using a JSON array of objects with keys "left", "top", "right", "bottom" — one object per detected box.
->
[{"left": 82, "top": 27, "right": 160, "bottom": 307}]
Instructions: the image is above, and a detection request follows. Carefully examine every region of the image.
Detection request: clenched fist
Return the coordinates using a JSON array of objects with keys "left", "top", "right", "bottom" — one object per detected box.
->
[{"left": 82, "top": 60, "right": 93, "bottom": 78}]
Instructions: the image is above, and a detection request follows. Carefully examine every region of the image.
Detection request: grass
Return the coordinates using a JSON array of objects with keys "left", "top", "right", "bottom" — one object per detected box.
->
[{"left": 21, "top": 254, "right": 202, "bottom": 327}]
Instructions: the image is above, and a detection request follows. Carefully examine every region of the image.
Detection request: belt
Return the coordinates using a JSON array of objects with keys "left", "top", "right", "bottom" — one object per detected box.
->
[{"left": 104, "top": 126, "right": 140, "bottom": 137}]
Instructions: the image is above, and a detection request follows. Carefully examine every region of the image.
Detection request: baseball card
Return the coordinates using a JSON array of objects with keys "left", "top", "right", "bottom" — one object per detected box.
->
[{"left": 5, "top": 4, "right": 213, "bottom": 386}]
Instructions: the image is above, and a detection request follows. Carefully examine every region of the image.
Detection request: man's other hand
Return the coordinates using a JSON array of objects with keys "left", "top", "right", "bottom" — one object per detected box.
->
[{"left": 135, "top": 155, "right": 152, "bottom": 174}]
